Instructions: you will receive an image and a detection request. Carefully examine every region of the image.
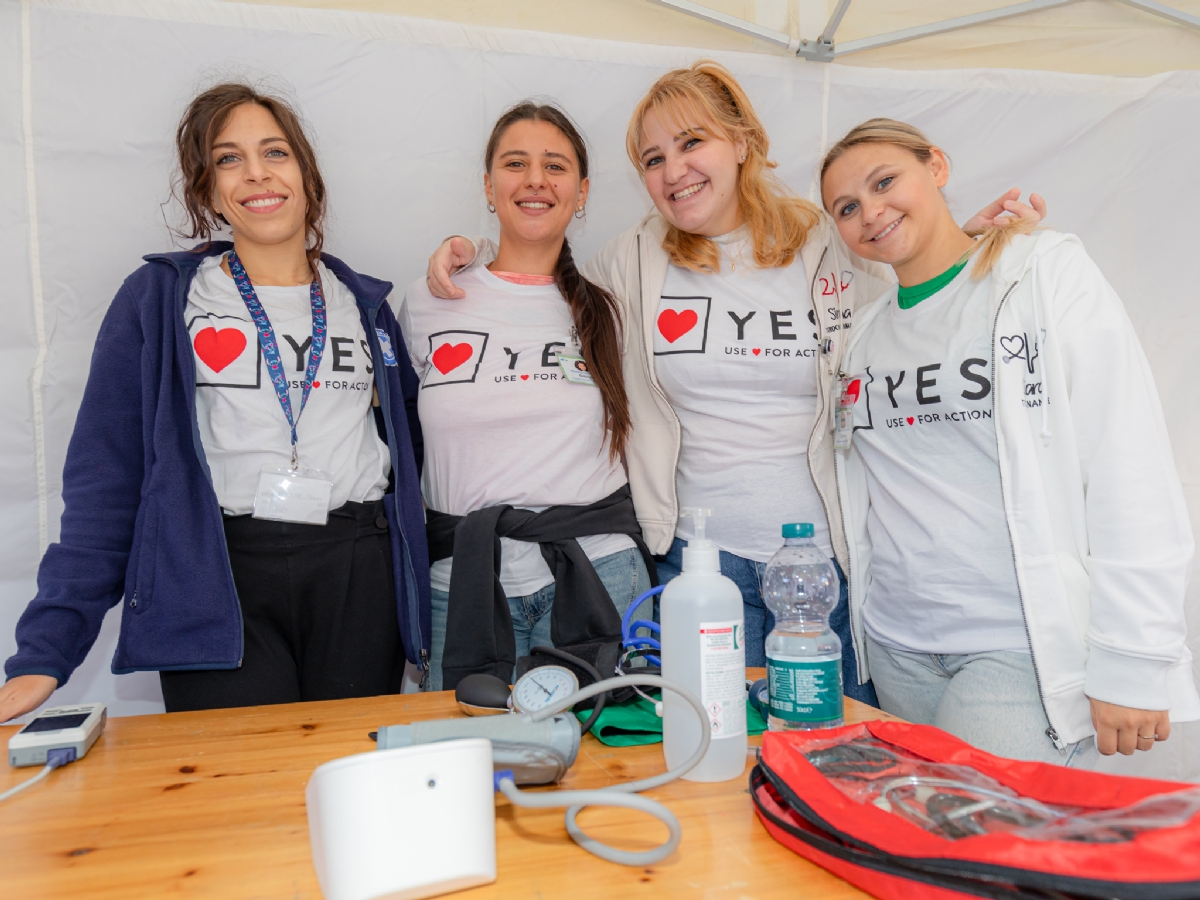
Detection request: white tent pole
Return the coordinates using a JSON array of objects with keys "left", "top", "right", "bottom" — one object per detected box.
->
[
  {"left": 806, "top": 0, "right": 1081, "bottom": 59},
  {"left": 817, "top": 0, "right": 853, "bottom": 44},
  {"left": 646, "top": 0, "right": 1171, "bottom": 62},
  {"left": 1115, "top": 0, "right": 1200, "bottom": 30},
  {"left": 21, "top": 0, "right": 49, "bottom": 554},
  {"left": 645, "top": 0, "right": 794, "bottom": 48}
]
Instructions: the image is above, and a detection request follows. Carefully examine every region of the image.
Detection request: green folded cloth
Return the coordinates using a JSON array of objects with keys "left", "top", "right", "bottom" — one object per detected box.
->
[{"left": 578, "top": 696, "right": 767, "bottom": 747}]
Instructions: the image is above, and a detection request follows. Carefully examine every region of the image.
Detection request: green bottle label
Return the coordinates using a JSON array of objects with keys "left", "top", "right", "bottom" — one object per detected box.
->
[{"left": 767, "top": 656, "right": 843, "bottom": 723}]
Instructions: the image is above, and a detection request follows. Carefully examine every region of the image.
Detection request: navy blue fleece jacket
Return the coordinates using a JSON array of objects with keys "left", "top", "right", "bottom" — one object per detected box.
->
[{"left": 5, "top": 243, "right": 432, "bottom": 685}]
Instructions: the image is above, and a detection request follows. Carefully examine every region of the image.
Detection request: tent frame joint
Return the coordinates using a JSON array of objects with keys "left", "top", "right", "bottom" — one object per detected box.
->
[{"left": 647, "top": 0, "right": 1200, "bottom": 61}]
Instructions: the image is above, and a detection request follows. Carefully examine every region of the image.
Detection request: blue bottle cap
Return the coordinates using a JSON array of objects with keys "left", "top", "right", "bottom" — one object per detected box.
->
[{"left": 782, "top": 523, "right": 814, "bottom": 538}]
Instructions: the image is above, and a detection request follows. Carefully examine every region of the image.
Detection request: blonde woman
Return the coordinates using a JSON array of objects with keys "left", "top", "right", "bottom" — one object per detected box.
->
[
  {"left": 426, "top": 63, "right": 1040, "bottom": 704},
  {"left": 819, "top": 118, "right": 1198, "bottom": 764}
]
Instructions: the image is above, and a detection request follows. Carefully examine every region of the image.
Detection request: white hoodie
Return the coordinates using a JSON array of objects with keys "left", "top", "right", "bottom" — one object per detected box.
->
[{"left": 831, "top": 231, "right": 1200, "bottom": 746}]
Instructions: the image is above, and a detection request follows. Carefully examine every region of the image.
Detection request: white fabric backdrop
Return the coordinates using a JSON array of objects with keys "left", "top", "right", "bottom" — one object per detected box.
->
[{"left": 3, "top": 0, "right": 1198, "bottom": 773}]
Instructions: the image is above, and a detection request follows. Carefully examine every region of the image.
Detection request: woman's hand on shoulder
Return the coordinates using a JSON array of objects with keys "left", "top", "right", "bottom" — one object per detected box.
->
[
  {"left": 1089, "top": 696, "right": 1171, "bottom": 755},
  {"left": 0, "top": 674, "right": 58, "bottom": 724},
  {"left": 425, "top": 236, "right": 477, "bottom": 300},
  {"left": 962, "top": 188, "right": 1046, "bottom": 234}
]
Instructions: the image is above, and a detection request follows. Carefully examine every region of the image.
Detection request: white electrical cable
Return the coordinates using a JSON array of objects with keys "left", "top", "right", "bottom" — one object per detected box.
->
[
  {"left": 496, "top": 674, "right": 712, "bottom": 866},
  {"left": 0, "top": 761, "right": 57, "bottom": 803}
]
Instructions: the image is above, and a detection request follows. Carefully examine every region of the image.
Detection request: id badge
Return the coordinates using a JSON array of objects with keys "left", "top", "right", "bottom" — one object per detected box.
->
[
  {"left": 834, "top": 406, "right": 854, "bottom": 451},
  {"left": 252, "top": 465, "right": 334, "bottom": 524},
  {"left": 833, "top": 377, "right": 855, "bottom": 452},
  {"left": 557, "top": 354, "right": 595, "bottom": 386}
]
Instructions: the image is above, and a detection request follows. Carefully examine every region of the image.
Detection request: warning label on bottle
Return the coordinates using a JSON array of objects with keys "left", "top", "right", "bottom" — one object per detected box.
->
[{"left": 699, "top": 620, "right": 746, "bottom": 739}]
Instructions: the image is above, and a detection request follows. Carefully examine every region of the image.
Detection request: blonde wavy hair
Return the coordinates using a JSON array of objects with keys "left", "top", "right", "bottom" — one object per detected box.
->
[
  {"left": 819, "top": 118, "right": 1034, "bottom": 277},
  {"left": 625, "top": 61, "right": 820, "bottom": 273}
]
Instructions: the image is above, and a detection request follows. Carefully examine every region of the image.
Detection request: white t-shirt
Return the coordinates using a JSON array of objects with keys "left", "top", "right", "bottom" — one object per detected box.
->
[
  {"left": 653, "top": 229, "right": 830, "bottom": 562},
  {"left": 842, "top": 259, "right": 1026, "bottom": 654},
  {"left": 398, "top": 266, "right": 634, "bottom": 597},
  {"left": 186, "top": 254, "right": 391, "bottom": 515}
]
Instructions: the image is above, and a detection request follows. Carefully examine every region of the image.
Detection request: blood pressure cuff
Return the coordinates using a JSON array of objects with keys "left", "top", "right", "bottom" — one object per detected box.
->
[{"left": 751, "top": 721, "right": 1200, "bottom": 900}]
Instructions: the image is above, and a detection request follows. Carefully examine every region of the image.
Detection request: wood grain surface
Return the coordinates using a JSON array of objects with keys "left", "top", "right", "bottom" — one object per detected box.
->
[{"left": 0, "top": 672, "right": 900, "bottom": 899}]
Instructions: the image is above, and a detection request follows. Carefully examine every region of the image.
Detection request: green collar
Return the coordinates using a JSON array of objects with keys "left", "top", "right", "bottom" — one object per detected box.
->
[{"left": 896, "top": 254, "right": 971, "bottom": 309}]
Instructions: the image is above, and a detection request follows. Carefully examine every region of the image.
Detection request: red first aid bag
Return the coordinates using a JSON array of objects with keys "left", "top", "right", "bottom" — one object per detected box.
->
[{"left": 751, "top": 721, "right": 1200, "bottom": 900}]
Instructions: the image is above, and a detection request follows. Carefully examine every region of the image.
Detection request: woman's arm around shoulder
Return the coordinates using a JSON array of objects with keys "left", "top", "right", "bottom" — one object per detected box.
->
[{"left": 424, "top": 235, "right": 497, "bottom": 300}]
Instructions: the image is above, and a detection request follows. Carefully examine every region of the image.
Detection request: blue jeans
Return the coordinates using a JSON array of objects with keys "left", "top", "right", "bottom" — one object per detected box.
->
[
  {"left": 866, "top": 635, "right": 1098, "bottom": 767},
  {"left": 655, "top": 537, "right": 879, "bottom": 707},
  {"left": 426, "top": 547, "right": 651, "bottom": 691}
]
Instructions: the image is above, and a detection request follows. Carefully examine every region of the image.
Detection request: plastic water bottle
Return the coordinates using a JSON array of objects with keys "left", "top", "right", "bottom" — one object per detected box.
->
[
  {"left": 660, "top": 508, "right": 747, "bottom": 782},
  {"left": 763, "top": 523, "right": 844, "bottom": 731}
]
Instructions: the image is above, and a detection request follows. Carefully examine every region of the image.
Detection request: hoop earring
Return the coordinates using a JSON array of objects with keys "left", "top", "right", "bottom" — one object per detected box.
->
[
  {"left": 574, "top": 207, "right": 585, "bottom": 220},
  {"left": 487, "top": 202, "right": 496, "bottom": 213}
]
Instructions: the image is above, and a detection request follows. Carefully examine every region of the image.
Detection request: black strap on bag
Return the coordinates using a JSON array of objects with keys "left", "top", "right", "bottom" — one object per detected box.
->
[{"left": 751, "top": 759, "right": 1200, "bottom": 900}]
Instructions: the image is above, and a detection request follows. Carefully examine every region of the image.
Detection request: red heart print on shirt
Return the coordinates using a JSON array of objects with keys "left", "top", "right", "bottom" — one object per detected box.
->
[
  {"left": 845, "top": 379, "right": 862, "bottom": 403},
  {"left": 520, "top": 375, "right": 529, "bottom": 381},
  {"left": 752, "top": 348, "right": 761, "bottom": 356},
  {"left": 432, "top": 342, "right": 473, "bottom": 374},
  {"left": 193, "top": 327, "right": 247, "bottom": 373},
  {"left": 907, "top": 417, "right": 915, "bottom": 425},
  {"left": 657, "top": 309, "right": 698, "bottom": 343}
]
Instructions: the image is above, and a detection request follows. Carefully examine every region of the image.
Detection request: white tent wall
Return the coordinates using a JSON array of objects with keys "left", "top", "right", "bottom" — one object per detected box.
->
[{"left": 2, "top": 0, "right": 1198, "bottom": 777}]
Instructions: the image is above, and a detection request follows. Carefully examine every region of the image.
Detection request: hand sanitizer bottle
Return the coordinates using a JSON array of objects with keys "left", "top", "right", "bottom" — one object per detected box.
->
[{"left": 660, "top": 508, "right": 747, "bottom": 782}]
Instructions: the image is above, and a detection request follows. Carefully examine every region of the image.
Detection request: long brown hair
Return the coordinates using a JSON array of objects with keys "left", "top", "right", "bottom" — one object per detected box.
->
[
  {"left": 819, "top": 118, "right": 1035, "bottom": 277},
  {"left": 484, "top": 102, "right": 630, "bottom": 461},
  {"left": 173, "top": 83, "right": 327, "bottom": 269},
  {"left": 625, "top": 61, "right": 820, "bottom": 273}
]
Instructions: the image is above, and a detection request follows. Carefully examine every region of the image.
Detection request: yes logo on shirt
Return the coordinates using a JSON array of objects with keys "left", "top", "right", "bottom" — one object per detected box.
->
[
  {"left": 189, "top": 314, "right": 261, "bottom": 388},
  {"left": 654, "top": 296, "right": 712, "bottom": 355},
  {"left": 423, "top": 329, "right": 489, "bottom": 387}
]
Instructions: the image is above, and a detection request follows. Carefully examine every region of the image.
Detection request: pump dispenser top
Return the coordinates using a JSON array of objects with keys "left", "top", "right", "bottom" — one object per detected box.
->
[{"left": 680, "top": 507, "right": 719, "bottom": 573}]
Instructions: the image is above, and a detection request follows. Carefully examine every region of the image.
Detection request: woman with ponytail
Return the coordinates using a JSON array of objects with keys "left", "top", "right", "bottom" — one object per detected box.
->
[
  {"left": 819, "top": 118, "right": 1198, "bottom": 766},
  {"left": 399, "top": 103, "right": 653, "bottom": 691},
  {"left": 425, "top": 62, "right": 1039, "bottom": 706}
]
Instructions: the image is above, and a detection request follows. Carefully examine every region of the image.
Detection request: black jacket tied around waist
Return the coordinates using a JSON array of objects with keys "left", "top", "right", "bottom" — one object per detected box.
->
[{"left": 426, "top": 484, "right": 655, "bottom": 690}]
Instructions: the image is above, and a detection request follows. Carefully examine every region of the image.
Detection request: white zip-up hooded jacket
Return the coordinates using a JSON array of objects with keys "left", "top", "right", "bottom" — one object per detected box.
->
[
  {"left": 831, "top": 231, "right": 1200, "bottom": 746},
  {"left": 458, "top": 211, "right": 895, "bottom": 559}
]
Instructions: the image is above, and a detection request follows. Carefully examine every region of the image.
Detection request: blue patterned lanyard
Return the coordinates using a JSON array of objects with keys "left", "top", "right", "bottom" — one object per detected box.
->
[{"left": 228, "top": 251, "right": 327, "bottom": 468}]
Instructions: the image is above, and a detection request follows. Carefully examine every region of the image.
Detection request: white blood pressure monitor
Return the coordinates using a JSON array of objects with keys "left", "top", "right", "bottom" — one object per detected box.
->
[
  {"left": 9, "top": 703, "right": 106, "bottom": 767},
  {"left": 510, "top": 666, "right": 579, "bottom": 714}
]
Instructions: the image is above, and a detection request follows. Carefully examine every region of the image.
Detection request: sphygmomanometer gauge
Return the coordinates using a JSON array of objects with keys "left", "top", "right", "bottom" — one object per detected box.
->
[{"left": 510, "top": 665, "right": 580, "bottom": 715}]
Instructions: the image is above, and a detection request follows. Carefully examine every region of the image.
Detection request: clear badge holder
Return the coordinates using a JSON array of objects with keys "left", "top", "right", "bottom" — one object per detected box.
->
[
  {"left": 834, "top": 377, "right": 855, "bottom": 451},
  {"left": 557, "top": 353, "right": 595, "bottom": 386},
  {"left": 252, "top": 462, "right": 334, "bottom": 525}
]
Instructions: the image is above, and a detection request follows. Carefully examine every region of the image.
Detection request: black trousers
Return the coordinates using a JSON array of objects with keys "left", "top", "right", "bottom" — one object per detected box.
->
[{"left": 160, "top": 499, "right": 404, "bottom": 712}]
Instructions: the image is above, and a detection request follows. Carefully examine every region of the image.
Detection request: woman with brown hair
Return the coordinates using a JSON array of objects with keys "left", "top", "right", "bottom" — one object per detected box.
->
[
  {"left": 399, "top": 101, "right": 654, "bottom": 691},
  {"left": 0, "top": 83, "right": 428, "bottom": 718},
  {"left": 425, "top": 61, "right": 1039, "bottom": 707}
]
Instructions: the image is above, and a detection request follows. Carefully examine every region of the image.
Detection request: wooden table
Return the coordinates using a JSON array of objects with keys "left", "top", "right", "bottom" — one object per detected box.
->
[{"left": 0, "top": 673, "right": 900, "bottom": 899}]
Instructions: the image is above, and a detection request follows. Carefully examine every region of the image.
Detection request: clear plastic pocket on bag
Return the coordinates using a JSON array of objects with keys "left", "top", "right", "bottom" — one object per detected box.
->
[{"left": 802, "top": 731, "right": 1200, "bottom": 843}]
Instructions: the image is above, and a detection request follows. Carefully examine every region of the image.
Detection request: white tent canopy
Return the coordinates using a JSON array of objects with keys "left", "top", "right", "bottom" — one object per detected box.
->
[
  {"left": 2, "top": 0, "right": 1197, "bottom": 777},
  {"left": 219, "top": 0, "right": 1200, "bottom": 75}
]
